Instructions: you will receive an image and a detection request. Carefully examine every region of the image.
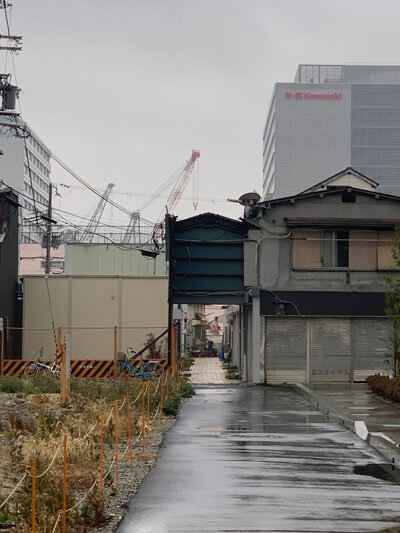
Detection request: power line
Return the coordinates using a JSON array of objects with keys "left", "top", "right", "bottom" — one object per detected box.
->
[
  {"left": 51, "top": 152, "right": 135, "bottom": 218},
  {"left": 59, "top": 183, "right": 229, "bottom": 204}
]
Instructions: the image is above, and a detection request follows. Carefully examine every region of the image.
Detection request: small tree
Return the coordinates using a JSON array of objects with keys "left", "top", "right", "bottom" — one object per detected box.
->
[{"left": 383, "top": 226, "right": 400, "bottom": 377}]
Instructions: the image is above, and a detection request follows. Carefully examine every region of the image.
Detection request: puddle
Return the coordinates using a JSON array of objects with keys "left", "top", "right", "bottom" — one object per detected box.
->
[{"left": 353, "top": 463, "right": 400, "bottom": 483}]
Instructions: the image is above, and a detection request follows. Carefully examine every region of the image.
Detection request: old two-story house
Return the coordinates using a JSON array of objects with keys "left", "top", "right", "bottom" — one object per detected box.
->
[{"left": 233, "top": 168, "right": 400, "bottom": 384}]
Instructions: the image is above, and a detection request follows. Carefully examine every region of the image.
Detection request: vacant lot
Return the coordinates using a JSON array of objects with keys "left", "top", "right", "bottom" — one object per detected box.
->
[{"left": 0, "top": 369, "right": 194, "bottom": 532}]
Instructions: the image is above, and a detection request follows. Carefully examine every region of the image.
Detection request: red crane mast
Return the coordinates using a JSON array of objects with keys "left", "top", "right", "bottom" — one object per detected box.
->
[{"left": 152, "top": 149, "right": 200, "bottom": 243}]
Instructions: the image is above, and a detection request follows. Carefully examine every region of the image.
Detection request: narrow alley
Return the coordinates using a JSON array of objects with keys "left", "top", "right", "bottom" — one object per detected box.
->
[{"left": 118, "top": 385, "right": 400, "bottom": 533}]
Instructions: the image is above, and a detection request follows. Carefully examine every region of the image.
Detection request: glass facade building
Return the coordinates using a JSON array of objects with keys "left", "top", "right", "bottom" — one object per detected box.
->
[{"left": 263, "top": 64, "right": 400, "bottom": 199}]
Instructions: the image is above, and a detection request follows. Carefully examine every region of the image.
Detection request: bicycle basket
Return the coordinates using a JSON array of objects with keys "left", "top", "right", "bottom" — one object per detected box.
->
[{"left": 117, "top": 352, "right": 126, "bottom": 362}]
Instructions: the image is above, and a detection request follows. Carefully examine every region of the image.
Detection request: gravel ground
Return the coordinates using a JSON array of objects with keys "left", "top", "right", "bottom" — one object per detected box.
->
[
  {"left": 98, "top": 415, "right": 176, "bottom": 533},
  {"left": 0, "top": 392, "right": 177, "bottom": 532}
]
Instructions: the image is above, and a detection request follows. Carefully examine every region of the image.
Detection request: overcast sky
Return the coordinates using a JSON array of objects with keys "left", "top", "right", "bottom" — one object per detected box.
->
[{"left": 7, "top": 0, "right": 400, "bottom": 226}]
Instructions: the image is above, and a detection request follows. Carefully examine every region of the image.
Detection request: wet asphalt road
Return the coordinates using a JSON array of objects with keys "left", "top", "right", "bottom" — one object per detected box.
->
[{"left": 118, "top": 385, "right": 400, "bottom": 533}]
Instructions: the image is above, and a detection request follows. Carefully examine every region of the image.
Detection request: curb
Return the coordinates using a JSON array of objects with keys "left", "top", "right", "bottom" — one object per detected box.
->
[{"left": 293, "top": 383, "right": 400, "bottom": 469}]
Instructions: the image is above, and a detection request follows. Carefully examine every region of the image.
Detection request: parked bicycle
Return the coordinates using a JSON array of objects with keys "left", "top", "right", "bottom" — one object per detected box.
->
[
  {"left": 24, "top": 347, "right": 61, "bottom": 379},
  {"left": 108, "top": 347, "right": 165, "bottom": 382}
]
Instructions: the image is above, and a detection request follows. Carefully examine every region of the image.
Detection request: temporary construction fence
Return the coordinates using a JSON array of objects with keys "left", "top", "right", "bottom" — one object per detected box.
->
[
  {"left": 0, "top": 366, "right": 184, "bottom": 532},
  {"left": 0, "top": 325, "right": 169, "bottom": 378}
]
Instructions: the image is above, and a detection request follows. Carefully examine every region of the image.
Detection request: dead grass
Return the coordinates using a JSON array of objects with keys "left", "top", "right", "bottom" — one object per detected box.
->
[{"left": 0, "top": 371, "right": 190, "bottom": 530}]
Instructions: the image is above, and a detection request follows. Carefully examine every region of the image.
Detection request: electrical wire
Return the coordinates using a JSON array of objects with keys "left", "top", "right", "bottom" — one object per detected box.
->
[{"left": 52, "top": 152, "right": 137, "bottom": 218}]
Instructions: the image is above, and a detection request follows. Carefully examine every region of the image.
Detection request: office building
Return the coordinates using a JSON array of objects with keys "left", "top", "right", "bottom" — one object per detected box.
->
[
  {"left": 0, "top": 116, "right": 51, "bottom": 243},
  {"left": 263, "top": 64, "right": 400, "bottom": 199}
]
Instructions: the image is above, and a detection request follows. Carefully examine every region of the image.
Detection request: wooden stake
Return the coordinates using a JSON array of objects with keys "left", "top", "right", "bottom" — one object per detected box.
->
[
  {"left": 62, "top": 434, "right": 67, "bottom": 533},
  {"left": 166, "top": 369, "right": 169, "bottom": 399},
  {"left": 114, "top": 400, "right": 119, "bottom": 489},
  {"left": 142, "top": 385, "right": 145, "bottom": 453},
  {"left": 113, "top": 326, "right": 118, "bottom": 380},
  {"left": 60, "top": 342, "right": 70, "bottom": 404},
  {"left": 171, "top": 324, "right": 177, "bottom": 376},
  {"left": 146, "top": 381, "right": 150, "bottom": 443},
  {"left": 126, "top": 393, "right": 133, "bottom": 470},
  {"left": 57, "top": 326, "right": 62, "bottom": 358},
  {"left": 99, "top": 414, "right": 104, "bottom": 498},
  {"left": 31, "top": 459, "right": 36, "bottom": 533},
  {"left": 159, "top": 373, "right": 164, "bottom": 423}
]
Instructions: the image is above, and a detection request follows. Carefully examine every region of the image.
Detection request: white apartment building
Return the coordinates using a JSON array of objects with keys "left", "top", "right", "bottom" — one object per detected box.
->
[{"left": 0, "top": 116, "right": 51, "bottom": 243}]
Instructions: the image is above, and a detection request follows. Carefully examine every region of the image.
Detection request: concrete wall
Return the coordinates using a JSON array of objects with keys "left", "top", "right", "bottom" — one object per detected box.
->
[
  {"left": 247, "top": 192, "right": 400, "bottom": 293},
  {"left": 21, "top": 275, "right": 168, "bottom": 360}
]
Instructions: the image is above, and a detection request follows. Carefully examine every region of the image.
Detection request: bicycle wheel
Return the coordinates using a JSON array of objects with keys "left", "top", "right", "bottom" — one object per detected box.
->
[
  {"left": 24, "top": 364, "right": 40, "bottom": 378},
  {"left": 51, "top": 366, "right": 61, "bottom": 380},
  {"left": 142, "top": 361, "right": 165, "bottom": 378}
]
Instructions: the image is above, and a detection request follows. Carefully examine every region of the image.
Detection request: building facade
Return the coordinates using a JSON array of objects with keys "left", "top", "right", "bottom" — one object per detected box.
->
[
  {"left": 0, "top": 117, "right": 51, "bottom": 243},
  {"left": 0, "top": 188, "right": 21, "bottom": 359},
  {"left": 242, "top": 168, "right": 399, "bottom": 384},
  {"left": 263, "top": 64, "right": 400, "bottom": 199}
]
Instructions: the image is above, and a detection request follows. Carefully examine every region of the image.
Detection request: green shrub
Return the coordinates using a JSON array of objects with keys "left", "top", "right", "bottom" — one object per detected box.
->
[
  {"left": 181, "top": 358, "right": 194, "bottom": 372},
  {"left": 80, "top": 492, "right": 105, "bottom": 527},
  {"left": 180, "top": 381, "right": 195, "bottom": 398},
  {"left": 162, "top": 394, "right": 181, "bottom": 416},
  {"left": 0, "top": 376, "right": 25, "bottom": 393},
  {"left": 24, "top": 374, "right": 60, "bottom": 394},
  {"left": 0, "top": 497, "right": 14, "bottom": 523},
  {"left": 366, "top": 375, "right": 400, "bottom": 402}
]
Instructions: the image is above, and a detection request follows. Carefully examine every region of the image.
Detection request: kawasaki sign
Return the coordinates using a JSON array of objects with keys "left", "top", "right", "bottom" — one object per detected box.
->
[{"left": 285, "top": 92, "right": 342, "bottom": 100}]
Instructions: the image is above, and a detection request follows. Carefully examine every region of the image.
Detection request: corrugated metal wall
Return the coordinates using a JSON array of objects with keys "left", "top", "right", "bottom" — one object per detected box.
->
[
  {"left": 352, "top": 318, "right": 391, "bottom": 380},
  {"left": 310, "top": 319, "right": 351, "bottom": 382},
  {"left": 265, "top": 318, "right": 307, "bottom": 383},
  {"left": 264, "top": 316, "right": 391, "bottom": 384},
  {"left": 65, "top": 244, "right": 165, "bottom": 276}
]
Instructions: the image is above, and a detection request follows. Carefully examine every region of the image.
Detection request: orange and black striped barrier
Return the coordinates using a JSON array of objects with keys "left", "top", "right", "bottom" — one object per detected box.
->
[{"left": 1, "top": 358, "right": 168, "bottom": 378}]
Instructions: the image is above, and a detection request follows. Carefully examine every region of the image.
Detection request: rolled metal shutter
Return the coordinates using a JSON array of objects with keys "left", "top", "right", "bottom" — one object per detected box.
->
[
  {"left": 353, "top": 318, "right": 391, "bottom": 381},
  {"left": 310, "top": 318, "right": 350, "bottom": 382},
  {"left": 265, "top": 317, "right": 307, "bottom": 383}
]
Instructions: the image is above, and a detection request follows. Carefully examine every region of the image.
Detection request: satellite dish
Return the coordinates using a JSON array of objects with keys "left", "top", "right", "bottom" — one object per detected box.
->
[{"left": 238, "top": 191, "right": 261, "bottom": 206}]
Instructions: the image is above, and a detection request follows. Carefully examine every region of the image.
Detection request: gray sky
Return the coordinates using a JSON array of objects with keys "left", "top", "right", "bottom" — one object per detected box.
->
[{"left": 8, "top": 0, "right": 400, "bottom": 225}]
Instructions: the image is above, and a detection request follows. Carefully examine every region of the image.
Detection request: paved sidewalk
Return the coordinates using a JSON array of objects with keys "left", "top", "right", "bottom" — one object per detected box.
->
[
  {"left": 189, "top": 357, "right": 231, "bottom": 384},
  {"left": 119, "top": 385, "right": 400, "bottom": 532},
  {"left": 296, "top": 382, "right": 400, "bottom": 466}
]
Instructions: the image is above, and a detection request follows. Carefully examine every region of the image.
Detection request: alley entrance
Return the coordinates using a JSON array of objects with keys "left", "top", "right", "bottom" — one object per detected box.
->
[
  {"left": 118, "top": 385, "right": 400, "bottom": 532},
  {"left": 189, "top": 357, "right": 231, "bottom": 384}
]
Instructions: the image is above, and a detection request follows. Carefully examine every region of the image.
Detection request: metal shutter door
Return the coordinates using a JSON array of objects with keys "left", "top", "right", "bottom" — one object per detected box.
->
[
  {"left": 265, "top": 318, "right": 307, "bottom": 384},
  {"left": 353, "top": 318, "right": 391, "bottom": 381},
  {"left": 310, "top": 318, "right": 350, "bottom": 382}
]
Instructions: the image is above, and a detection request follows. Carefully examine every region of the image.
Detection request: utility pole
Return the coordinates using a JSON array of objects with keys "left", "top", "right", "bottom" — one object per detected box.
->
[{"left": 45, "top": 183, "right": 52, "bottom": 274}]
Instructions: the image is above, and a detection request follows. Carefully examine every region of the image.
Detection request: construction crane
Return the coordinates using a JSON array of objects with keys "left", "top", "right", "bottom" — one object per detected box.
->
[
  {"left": 123, "top": 150, "right": 200, "bottom": 244},
  {"left": 80, "top": 182, "right": 115, "bottom": 243},
  {"left": 152, "top": 149, "right": 200, "bottom": 243}
]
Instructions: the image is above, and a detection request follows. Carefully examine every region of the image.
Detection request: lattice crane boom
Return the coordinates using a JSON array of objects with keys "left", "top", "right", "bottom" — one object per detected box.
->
[
  {"left": 152, "top": 149, "right": 200, "bottom": 243},
  {"left": 80, "top": 182, "right": 115, "bottom": 243}
]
